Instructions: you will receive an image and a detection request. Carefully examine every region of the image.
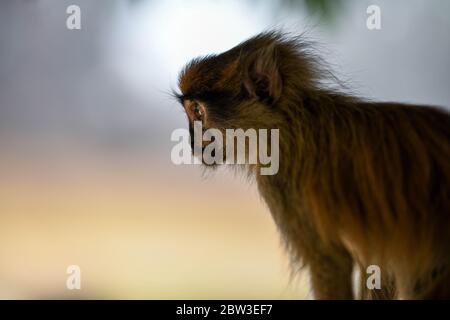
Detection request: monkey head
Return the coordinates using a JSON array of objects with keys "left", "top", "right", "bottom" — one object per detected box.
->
[{"left": 175, "top": 32, "right": 315, "bottom": 167}]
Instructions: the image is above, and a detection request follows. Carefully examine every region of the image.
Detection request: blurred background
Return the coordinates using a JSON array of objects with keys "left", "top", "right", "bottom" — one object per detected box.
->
[{"left": 0, "top": 0, "right": 449, "bottom": 299}]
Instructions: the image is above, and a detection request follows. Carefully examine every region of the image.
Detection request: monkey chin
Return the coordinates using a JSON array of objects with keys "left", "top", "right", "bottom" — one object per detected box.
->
[
  {"left": 199, "top": 156, "right": 258, "bottom": 180},
  {"left": 191, "top": 147, "right": 256, "bottom": 176},
  {"left": 192, "top": 147, "right": 227, "bottom": 168},
  {"left": 200, "top": 160, "right": 219, "bottom": 168}
]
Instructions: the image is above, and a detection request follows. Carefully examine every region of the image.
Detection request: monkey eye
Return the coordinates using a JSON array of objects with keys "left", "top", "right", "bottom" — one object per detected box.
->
[
  {"left": 189, "top": 101, "right": 205, "bottom": 122},
  {"left": 184, "top": 100, "right": 206, "bottom": 123},
  {"left": 193, "top": 104, "right": 203, "bottom": 119}
]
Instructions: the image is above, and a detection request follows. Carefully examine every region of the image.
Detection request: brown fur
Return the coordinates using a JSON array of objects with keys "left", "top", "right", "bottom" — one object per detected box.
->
[{"left": 176, "top": 31, "right": 450, "bottom": 299}]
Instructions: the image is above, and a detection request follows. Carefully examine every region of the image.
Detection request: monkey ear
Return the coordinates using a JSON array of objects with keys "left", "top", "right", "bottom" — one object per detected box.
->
[{"left": 242, "top": 44, "right": 282, "bottom": 104}]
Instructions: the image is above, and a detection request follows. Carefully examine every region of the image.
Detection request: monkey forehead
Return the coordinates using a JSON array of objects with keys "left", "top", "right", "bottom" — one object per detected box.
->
[
  {"left": 178, "top": 53, "right": 241, "bottom": 96},
  {"left": 177, "top": 31, "right": 296, "bottom": 97},
  {"left": 178, "top": 57, "right": 215, "bottom": 94},
  {"left": 177, "top": 32, "right": 292, "bottom": 96}
]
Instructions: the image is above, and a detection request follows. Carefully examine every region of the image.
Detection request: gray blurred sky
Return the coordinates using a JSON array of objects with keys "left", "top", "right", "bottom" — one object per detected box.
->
[{"left": 0, "top": 0, "right": 449, "bottom": 154}]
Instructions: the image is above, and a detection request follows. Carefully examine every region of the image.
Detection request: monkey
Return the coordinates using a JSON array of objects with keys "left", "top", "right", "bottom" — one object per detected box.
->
[{"left": 174, "top": 31, "right": 450, "bottom": 300}]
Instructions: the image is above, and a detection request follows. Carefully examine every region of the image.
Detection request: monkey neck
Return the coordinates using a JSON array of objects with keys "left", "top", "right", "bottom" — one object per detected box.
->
[
  {"left": 258, "top": 87, "right": 360, "bottom": 186},
  {"left": 254, "top": 88, "right": 360, "bottom": 245}
]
